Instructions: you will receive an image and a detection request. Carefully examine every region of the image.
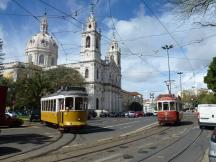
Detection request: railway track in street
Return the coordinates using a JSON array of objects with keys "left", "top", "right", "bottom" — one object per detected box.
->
[
  {"left": 136, "top": 126, "right": 203, "bottom": 162},
  {"left": 31, "top": 118, "right": 196, "bottom": 162},
  {"left": 1, "top": 132, "right": 77, "bottom": 162},
  {"left": 27, "top": 121, "right": 196, "bottom": 162}
]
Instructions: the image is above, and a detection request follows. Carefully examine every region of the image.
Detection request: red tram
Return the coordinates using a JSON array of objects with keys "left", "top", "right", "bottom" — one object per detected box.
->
[{"left": 157, "top": 94, "right": 183, "bottom": 125}]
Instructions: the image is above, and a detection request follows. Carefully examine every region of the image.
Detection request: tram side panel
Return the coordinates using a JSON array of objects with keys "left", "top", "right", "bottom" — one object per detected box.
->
[{"left": 158, "top": 111, "right": 182, "bottom": 124}]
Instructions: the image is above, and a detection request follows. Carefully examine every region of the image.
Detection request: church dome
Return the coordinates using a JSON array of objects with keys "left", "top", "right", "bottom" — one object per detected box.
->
[
  {"left": 25, "top": 32, "right": 58, "bottom": 53},
  {"left": 25, "top": 13, "right": 58, "bottom": 67}
]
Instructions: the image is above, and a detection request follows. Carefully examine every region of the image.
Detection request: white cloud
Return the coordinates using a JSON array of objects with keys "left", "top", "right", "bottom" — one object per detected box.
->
[
  {"left": 0, "top": 0, "right": 10, "bottom": 10},
  {"left": 103, "top": 8, "right": 213, "bottom": 97}
]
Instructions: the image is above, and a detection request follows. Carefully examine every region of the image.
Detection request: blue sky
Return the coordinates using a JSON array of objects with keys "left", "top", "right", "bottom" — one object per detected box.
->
[{"left": 0, "top": 0, "right": 214, "bottom": 98}]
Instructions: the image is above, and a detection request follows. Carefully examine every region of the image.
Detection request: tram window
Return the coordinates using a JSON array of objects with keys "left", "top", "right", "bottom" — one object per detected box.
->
[
  {"left": 163, "top": 102, "right": 169, "bottom": 110},
  {"left": 170, "top": 102, "right": 175, "bottom": 110},
  {"left": 45, "top": 100, "right": 47, "bottom": 111},
  {"left": 53, "top": 100, "right": 56, "bottom": 111},
  {"left": 65, "top": 97, "right": 74, "bottom": 110},
  {"left": 75, "top": 97, "right": 83, "bottom": 110},
  {"left": 84, "top": 98, "right": 88, "bottom": 110},
  {"left": 158, "top": 102, "right": 162, "bottom": 111},
  {"left": 59, "top": 99, "right": 64, "bottom": 110}
]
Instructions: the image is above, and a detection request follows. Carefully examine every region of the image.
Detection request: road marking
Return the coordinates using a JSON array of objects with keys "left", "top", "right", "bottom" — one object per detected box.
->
[
  {"left": 62, "top": 143, "right": 83, "bottom": 148},
  {"left": 95, "top": 153, "right": 121, "bottom": 162},
  {"left": 97, "top": 137, "right": 113, "bottom": 142},
  {"left": 120, "top": 122, "right": 158, "bottom": 137},
  {"left": 103, "top": 121, "right": 139, "bottom": 129}
]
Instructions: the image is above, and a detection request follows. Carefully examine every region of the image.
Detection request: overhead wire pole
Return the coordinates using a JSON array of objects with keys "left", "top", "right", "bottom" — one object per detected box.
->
[
  {"left": 177, "top": 72, "right": 183, "bottom": 97},
  {"left": 162, "top": 45, "right": 173, "bottom": 94},
  {"left": 141, "top": 0, "right": 196, "bottom": 90}
]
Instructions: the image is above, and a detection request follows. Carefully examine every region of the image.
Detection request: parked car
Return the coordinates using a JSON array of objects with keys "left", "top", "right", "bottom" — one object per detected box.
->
[
  {"left": 0, "top": 114, "right": 23, "bottom": 127},
  {"left": 87, "top": 109, "right": 97, "bottom": 119},
  {"left": 125, "top": 111, "right": 135, "bottom": 118},
  {"left": 5, "top": 112, "right": 17, "bottom": 118},
  {"left": 209, "top": 127, "right": 216, "bottom": 162},
  {"left": 118, "top": 112, "right": 126, "bottom": 117},
  {"left": 145, "top": 112, "right": 153, "bottom": 116},
  {"left": 109, "top": 112, "right": 119, "bottom": 117},
  {"left": 29, "top": 110, "right": 41, "bottom": 122},
  {"left": 198, "top": 104, "right": 216, "bottom": 128},
  {"left": 135, "top": 111, "right": 144, "bottom": 117},
  {"left": 153, "top": 110, "right": 158, "bottom": 116},
  {"left": 100, "top": 112, "right": 108, "bottom": 117}
]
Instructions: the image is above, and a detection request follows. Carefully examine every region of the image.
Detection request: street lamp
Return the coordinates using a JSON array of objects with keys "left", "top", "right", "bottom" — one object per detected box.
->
[
  {"left": 177, "top": 72, "right": 183, "bottom": 97},
  {"left": 162, "top": 44, "right": 173, "bottom": 94}
]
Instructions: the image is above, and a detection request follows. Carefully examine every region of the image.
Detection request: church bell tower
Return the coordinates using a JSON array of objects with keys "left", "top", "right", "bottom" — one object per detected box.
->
[{"left": 80, "top": 4, "right": 101, "bottom": 62}]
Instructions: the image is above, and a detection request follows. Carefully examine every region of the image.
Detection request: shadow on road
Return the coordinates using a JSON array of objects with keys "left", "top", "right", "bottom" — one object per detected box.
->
[
  {"left": 0, "top": 134, "right": 52, "bottom": 145},
  {"left": 0, "top": 147, "right": 21, "bottom": 156},
  {"left": 69, "top": 125, "right": 114, "bottom": 134},
  {"left": 179, "top": 120, "right": 194, "bottom": 126}
]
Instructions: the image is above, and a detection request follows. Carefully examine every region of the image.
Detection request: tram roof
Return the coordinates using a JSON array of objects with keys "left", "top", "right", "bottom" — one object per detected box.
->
[
  {"left": 156, "top": 94, "right": 181, "bottom": 101},
  {"left": 42, "top": 87, "right": 87, "bottom": 99}
]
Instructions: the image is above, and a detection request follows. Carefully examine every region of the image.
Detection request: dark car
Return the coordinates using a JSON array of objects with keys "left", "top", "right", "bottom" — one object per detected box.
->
[
  {"left": 29, "top": 110, "right": 41, "bottom": 122},
  {"left": 209, "top": 127, "right": 216, "bottom": 162},
  {"left": 109, "top": 112, "right": 119, "bottom": 117},
  {"left": 0, "top": 114, "right": 23, "bottom": 127},
  {"left": 87, "top": 109, "right": 97, "bottom": 119},
  {"left": 100, "top": 112, "right": 108, "bottom": 117}
]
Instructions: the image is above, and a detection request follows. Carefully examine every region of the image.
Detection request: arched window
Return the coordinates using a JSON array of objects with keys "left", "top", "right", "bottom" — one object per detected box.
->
[
  {"left": 96, "top": 37, "right": 99, "bottom": 49},
  {"left": 39, "top": 55, "right": 44, "bottom": 65},
  {"left": 97, "top": 69, "right": 99, "bottom": 80},
  {"left": 96, "top": 98, "right": 99, "bottom": 110},
  {"left": 51, "top": 58, "right": 55, "bottom": 66},
  {"left": 28, "top": 55, "right": 32, "bottom": 63},
  {"left": 85, "top": 69, "right": 89, "bottom": 78},
  {"left": 86, "top": 36, "right": 90, "bottom": 48}
]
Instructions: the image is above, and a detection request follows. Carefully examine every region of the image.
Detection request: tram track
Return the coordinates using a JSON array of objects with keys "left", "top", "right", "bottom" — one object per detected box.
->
[
  {"left": 167, "top": 129, "right": 203, "bottom": 162},
  {"left": 136, "top": 126, "right": 202, "bottom": 162},
  {"left": 28, "top": 125, "right": 174, "bottom": 162},
  {"left": 1, "top": 132, "right": 77, "bottom": 162},
  {"left": 35, "top": 119, "right": 196, "bottom": 162}
]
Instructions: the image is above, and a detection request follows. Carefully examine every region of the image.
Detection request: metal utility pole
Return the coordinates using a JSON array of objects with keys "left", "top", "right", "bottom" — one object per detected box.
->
[
  {"left": 177, "top": 72, "right": 183, "bottom": 97},
  {"left": 0, "top": 39, "right": 4, "bottom": 78},
  {"left": 162, "top": 45, "right": 173, "bottom": 94}
]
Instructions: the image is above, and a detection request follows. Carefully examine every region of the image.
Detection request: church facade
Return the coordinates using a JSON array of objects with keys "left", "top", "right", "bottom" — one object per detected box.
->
[{"left": 23, "top": 13, "right": 122, "bottom": 112}]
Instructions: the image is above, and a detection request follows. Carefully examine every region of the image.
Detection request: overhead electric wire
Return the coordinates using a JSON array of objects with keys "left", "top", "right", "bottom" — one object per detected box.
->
[
  {"left": 108, "top": 0, "right": 165, "bottom": 75},
  {"left": 12, "top": 0, "right": 40, "bottom": 22},
  {"left": 141, "top": 0, "right": 195, "bottom": 72},
  {"left": 39, "top": 0, "right": 84, "bottom": 25}
]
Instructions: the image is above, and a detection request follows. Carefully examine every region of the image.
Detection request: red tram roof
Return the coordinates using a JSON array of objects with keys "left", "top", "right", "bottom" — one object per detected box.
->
[{"left": 156, "top": 94, "right": 180, "bottom": 101}]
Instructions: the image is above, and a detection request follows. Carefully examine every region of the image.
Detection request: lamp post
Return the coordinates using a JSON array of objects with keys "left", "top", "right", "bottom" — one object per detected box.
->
[
  {"left": 162, "top": 45, "right": 173, "bottom": 94},
  {"left": 177, "top": 72, "right": 183, "bottom": 97}
]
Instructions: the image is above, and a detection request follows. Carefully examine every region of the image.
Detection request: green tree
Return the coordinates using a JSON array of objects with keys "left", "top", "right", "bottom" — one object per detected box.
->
[
  {"left": 204, "top": 57, "right": 216, "bottom": 93},
  {"left": 14, "top": 66, "right": 84, "bottom": 111},
  {"left": 45, "top": 66, "right": 84, "bottom": 92},
  {"left": 170, "top": 0, "right": 216, "bottom": 26}
]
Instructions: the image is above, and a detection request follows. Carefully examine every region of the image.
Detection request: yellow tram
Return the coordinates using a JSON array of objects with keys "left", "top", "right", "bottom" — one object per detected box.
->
[{"left": 41, "top": 87, "right": 88, "bottom": 129}]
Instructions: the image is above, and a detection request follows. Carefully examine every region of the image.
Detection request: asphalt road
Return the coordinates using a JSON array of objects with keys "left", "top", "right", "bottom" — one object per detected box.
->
[{"left": 0, "top": 113, "right": 213, "bottom": 162}]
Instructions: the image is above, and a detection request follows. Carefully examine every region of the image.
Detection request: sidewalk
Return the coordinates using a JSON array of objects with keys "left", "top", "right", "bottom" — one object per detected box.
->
[{"left": 202, "top": 148, "right": 209, "bottom": 162}]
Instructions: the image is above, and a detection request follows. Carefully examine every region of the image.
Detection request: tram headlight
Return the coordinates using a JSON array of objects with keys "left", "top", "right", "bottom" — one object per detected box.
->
[{"left": 77, "top": 118, "right": 81, "bottom": 121}]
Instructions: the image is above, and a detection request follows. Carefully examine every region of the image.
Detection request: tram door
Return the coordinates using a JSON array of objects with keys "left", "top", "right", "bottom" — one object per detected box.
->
[{"left": 58, "top": 98, "right": 64, "bottom": 126}]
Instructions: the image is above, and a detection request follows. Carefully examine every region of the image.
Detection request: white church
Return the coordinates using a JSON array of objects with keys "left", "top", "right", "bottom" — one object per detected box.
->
[
  {"left": 3, "top": 9, "right": 144, "bottom": 112},
  {"left": 24, "top": 11, "right": 122, "bottom": 112}
]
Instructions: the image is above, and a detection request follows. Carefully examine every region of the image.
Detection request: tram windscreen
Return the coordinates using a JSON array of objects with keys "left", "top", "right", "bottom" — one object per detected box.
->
[
  {"left": 75, "top": 97, "right": 84, "bottom": 110},
  {"left": 163, "top": 102, "right": 169, "bottom": 110},
  {"left": 158, "top": 102, "right": 162, "bottom": 111},
  {"left": 170, "top": 102, "right": 175, "bottom": 110},
  {"left": 65, "top": 97, "right": 73, "bottom": 110}
]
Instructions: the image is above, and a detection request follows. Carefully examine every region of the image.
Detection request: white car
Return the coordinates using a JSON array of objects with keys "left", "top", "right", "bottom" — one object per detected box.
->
[
  {"left": 5, "top": 112, "right": 17, "bottom": 118},
  {"left": 125, "top": 111, "right": 135, "bottom": 118},
  {"left": 197, "top": 104, "right": 216, "bottom": 128}
]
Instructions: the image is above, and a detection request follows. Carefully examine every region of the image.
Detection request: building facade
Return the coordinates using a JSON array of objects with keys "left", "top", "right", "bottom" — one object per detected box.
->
[{"left": 3, "top": 7, "right": 155, "bottom": 112}]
